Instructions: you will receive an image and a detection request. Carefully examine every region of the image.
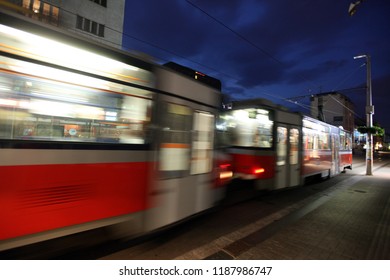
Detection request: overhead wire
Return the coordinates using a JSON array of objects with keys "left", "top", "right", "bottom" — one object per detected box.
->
[
  {"left": 185, "top": 0, "right": 321, "bottom": 92},
  {"left": 260, "top": 91, "right": 313, "bottom": 113},
  {"left": 331, "top": 62, "right": 366, "bottom": 91},
  {"left": 185, "top": 0, "right": 283, "bottom": 66}
]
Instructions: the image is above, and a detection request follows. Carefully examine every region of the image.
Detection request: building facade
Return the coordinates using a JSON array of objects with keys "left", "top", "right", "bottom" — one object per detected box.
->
[
  {"left": 1, "top": 0, "right": 125, "bottom": 48},
  {"left": 310, "top": 92, "right": 355, "bottom": 133}
]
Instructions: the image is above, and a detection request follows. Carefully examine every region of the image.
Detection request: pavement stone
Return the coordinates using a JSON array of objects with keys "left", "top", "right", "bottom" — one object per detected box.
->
[{"left": 236, "top": 157, "right": 390, "bottom": 260}]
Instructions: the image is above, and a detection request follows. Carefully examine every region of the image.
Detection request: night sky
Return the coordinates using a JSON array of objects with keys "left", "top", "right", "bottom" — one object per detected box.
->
[{"left": 122, "top": 0, "right": 390, "bottom": 133}]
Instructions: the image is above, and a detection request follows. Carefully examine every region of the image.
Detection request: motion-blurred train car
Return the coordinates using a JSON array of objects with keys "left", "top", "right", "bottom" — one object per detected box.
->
[
  {"left": 0, "top": 11, "right": 232, "bottom": 252},
  {"left": 217, "top": 98, "right": 352, "bottom": 190}
]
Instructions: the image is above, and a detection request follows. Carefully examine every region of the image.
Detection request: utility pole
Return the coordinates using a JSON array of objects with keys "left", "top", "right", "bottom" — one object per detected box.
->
[{"left": 354, "top": 54, "right": 374, "bottom": 175}]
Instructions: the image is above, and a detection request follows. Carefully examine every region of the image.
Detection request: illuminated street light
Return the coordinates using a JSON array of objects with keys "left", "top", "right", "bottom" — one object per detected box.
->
[{"left": 354, "top": 54, "right": 374, "bottom": 175}]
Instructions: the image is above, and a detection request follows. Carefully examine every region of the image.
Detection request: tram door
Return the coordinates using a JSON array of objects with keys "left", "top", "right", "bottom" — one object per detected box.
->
[
  {"left": 276, "top": 125, "right": 301, "bottom": 189},
  {"left": 289, "top": 127, "right": 301, "bottom": 186},
  {"left": 330, "top": 133, "right": 340, "bottom": 176},
  {"left": 147, "top": 101, "right": 216, "bottom": 230}
]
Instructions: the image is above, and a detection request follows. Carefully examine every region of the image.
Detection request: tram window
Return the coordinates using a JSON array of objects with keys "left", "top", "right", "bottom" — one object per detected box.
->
[
  {"left": 36, "top": 124, "right": 64, "bottom": 137},
  {"left": 340, "top": 131, "right": 352, "bottom": 150},
  {"left": 191, "top": 111, "right": 214, "bottom": 175},
  {"left": 346, "top": 134, "right": 352, "bottom": 150},
  {"left": 160, "top": 103, "right": 192, "bottom": 144},
  {"left": 340, "top": 133, "right": 346, "bottom": 150},
  {"left": 303, "top": 127, "right": 329, "bottom": 150},
  {"left": 319, "top": 131, "right": 330, "bottom": 150},
  {"left": 222, "top": 108, "right": 273, "bottom": 148},
  {"left": 0, "top": 57, "right": 153, "bottom": 145},
  {"left": 277, "top": 127, "right": 287, "bottom": 166},
  {"left": 159, "top": 103, "right": 192, "bottom": 177},
  {"left": 303, "top": 129, "right": 314, "bottom": 150},
  {"left": 290, "top": 128, "right": 299, "bottom": 165}
]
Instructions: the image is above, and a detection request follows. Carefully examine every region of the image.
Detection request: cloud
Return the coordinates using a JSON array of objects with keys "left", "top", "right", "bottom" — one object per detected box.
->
[
  {"left": 124, "top": 0, "right": 210, "bottom": 58},
  {"left": 123, "top": 1, "right": 390, "bottom": 129}
]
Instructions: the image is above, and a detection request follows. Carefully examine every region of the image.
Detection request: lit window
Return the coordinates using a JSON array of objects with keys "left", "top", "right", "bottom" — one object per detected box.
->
[{"left": 22, "top": 0, "right": 60, "bottom": 26}]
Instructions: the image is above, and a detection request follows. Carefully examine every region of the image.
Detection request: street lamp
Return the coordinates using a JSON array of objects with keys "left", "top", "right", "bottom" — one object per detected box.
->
[
  {"left": 349, "top": 1, "right": 365, "bottom": 16},
  {"left": 354, "top": 54, "right": 374, "bottom": 175}
]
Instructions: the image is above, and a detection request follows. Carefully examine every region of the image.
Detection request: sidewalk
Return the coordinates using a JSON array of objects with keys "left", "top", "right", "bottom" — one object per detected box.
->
[
  {"left": 232, "top": 155, "right": 390, "bottom": 259},
  {"left": 181, "top": 155, "right": 390, "bottom": 260}
]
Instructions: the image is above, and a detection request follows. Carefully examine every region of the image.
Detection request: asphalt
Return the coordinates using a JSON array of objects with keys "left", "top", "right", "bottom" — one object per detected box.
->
[{"left": 178, "top": 153, "right": 390, "bottom": 260}]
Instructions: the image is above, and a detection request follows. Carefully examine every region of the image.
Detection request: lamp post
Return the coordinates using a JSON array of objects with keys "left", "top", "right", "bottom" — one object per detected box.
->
[{"left": 354, "top": 54, "right": 374, "bottom": 175}]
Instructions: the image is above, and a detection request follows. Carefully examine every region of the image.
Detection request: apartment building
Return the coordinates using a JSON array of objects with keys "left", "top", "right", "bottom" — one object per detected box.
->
[
  {"left": 310, "top": 92, "right": 355, "bottom": 133},
  {"left": 1, "top": 0, "right": 125, "bottom": 48}
]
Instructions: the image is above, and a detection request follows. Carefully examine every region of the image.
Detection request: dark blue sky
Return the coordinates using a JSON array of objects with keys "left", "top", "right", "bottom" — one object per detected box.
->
[{"left": 122, "top": 0, "right": 390, "bottom": 132}]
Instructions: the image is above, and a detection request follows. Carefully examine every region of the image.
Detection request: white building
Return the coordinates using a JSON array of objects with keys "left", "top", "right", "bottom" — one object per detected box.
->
[{"left": 1, "top": 0, "right": 125, "bottom": 48}]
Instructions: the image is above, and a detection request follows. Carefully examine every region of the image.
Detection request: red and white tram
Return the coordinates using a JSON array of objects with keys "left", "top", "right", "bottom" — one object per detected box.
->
[
  {"left": 0, "top": 11, "right": 231, "bottom": 252},
  {"left": 217, "top": 98, "right": 352, "bottom": 190}
]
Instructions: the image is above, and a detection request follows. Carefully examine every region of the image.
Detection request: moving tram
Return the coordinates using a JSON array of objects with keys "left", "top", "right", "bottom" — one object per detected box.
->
[
  {"left": 217, "top": 98, "right": 352, "bottom": 190},
  {"left": 0, "top": 11, "right": 231, "bottom": 252}
]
